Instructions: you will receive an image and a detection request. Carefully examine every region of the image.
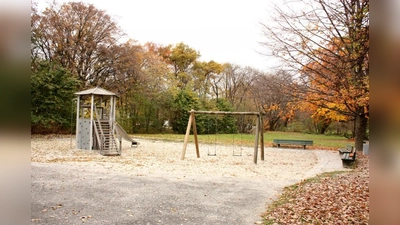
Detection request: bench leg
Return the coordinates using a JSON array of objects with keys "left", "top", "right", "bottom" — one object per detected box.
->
[
  {"left": 303, "top": 145, "right": 306, "bottom": 149},
  {"left": 342, "top": 160, "right": 355, "bottom": 168},
  {"left": 277, "top": 144, "right": 280, "bottom": 147}
]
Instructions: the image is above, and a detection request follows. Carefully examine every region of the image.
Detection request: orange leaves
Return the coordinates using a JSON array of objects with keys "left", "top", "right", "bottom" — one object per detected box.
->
[
  {"left": 263, "top": 104, "right": 280, "bottom": 112},
  {"left": 300, "top": 35, "right": 369, "bottom": 120},
  {"left": 144, "top": 42, "right": 173, "bottom": 64},
  {"left": 264, "top": 156, "right": 369, "bottom": 224}
]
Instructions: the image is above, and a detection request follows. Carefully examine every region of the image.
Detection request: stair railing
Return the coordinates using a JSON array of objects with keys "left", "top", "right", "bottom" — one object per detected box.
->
[{"left": 94, "top": 108, "right": 105, "bottom": 153}]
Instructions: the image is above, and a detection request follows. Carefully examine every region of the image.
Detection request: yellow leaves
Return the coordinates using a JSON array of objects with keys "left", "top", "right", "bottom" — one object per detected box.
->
[
  {"left": 312, "top": 104, "right": 347, "bottom": 122},
  {"left": 170, "top": 42, "right": 200, "bottom": 72},
  {"left": 299, "top": 100, "right": 348, "bottom": 124}
]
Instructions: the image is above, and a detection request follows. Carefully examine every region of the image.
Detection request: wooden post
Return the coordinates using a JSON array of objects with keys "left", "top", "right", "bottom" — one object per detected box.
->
[
  {"left": 190, "top": 111, "right": 260, "bottom": 115},
  {"left": 260, "top": 114, "right": 264, "bottom": 161},
  {"left": 253, "top": 114, "right": 260, "bottom": 164},
  {"left": 191, "top": 110, "right": 200, "bottom": 158},
  {"left": 181, "top": 112, "right": 193, "bottom": 160},
  {"left": 181, "top": 110, "right": 264, "bottom": 164}
]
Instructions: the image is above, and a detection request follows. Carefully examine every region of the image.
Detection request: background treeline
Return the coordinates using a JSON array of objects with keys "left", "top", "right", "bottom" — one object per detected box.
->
[{"left": 31, "top": 1, "right": 368, "bottom": 149}]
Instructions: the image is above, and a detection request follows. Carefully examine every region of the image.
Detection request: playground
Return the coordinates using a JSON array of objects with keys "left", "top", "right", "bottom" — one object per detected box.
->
[{"left": 31, "top": 135, "right": 348, "bottom": 224}]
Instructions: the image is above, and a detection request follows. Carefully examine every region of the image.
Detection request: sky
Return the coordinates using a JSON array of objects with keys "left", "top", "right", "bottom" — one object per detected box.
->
[{"left": 37, "top": 0, "right": 280, "bottom": 72}]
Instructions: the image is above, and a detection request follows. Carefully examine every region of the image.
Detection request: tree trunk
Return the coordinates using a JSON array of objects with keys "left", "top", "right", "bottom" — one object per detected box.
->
[
  {"left": 319, "top": 119, "right": 331, "bottom": 134},
  {"left": 268, "top": 117, "right": 280, "bottom": 131},
  {"left": 354, "top": 107, "right": 368, "bottom": 151},
  {"left": 320, "top": 125, "right": 327, "bottom": 134},
  {"left": 283, "top": 117, "right": 289, "bottom": 128}
]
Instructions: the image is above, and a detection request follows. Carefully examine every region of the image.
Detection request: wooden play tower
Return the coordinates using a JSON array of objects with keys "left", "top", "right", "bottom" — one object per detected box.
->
[{"left": 75, "top": 87, "right": 121, "bottom": 156}]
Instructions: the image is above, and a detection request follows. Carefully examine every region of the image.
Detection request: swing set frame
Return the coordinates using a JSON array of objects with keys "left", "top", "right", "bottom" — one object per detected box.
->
[{"left": 181, "top": 109, "right": 265, "bottom": 164}]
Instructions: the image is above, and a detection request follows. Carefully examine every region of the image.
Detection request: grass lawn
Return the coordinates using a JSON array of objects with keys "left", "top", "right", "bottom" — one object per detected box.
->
[{"left": 134, "top": 131, "right": 353, "bottom": 150}]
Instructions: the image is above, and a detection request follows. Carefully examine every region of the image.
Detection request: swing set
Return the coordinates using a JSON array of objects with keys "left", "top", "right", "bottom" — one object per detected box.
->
[
  {"left": 205, "top": 115, "right": 243, "bottom": 157},
  {"left": 181, "top": 109, "right": 265, "bottom": 164}
]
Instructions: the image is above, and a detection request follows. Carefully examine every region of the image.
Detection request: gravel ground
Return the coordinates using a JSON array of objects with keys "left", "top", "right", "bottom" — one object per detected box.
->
[{"left": 31, "top": 136, "right": 348, "bottom": 224}]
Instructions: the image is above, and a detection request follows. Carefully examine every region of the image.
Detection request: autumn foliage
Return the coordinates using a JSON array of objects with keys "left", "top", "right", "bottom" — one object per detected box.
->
[
  {"left": 31, "top": 0, "right": 368, "bottom": 142},
  {"left": 263, "top": 155, "right": 369, "bottom": 224}
]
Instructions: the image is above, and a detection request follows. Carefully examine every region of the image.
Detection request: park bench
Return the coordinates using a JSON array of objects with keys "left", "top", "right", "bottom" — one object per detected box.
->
[
  {"left": 341, "top": 148, "right": 356, "bottom": 168},
  {"left": 273, "top": 139, "right": 313, "bottom": 149},
  {"left": 338, "top": 145, "right": 354, "bottom": 155}
]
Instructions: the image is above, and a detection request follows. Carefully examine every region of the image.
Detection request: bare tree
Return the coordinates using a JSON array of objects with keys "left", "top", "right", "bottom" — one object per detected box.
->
[
  {"left": 252, "top": 71, "right": 295, "bottom": 131},
  {"left": 261, "top": 0, "right": 369, "bottom": 150},
  {"left": 221, "top": 64, "right": 260, "bottom": 110}
]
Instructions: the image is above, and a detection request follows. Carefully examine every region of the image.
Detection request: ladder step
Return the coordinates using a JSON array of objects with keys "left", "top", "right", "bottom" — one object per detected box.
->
[{"left": 94, "top": 121, "right": 120, "bottom": 156}]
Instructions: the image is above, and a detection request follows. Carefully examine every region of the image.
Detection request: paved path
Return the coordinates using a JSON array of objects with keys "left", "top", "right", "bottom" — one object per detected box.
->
[
  {"left": 31, "top": 149, "right": 347, "bottom": 225},
  {"left": 303, "top": 150, "right": 348, "bottom": 178}
]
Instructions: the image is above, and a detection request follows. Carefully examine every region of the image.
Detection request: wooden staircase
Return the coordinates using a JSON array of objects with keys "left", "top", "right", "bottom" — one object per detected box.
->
[{"left": 94, "top": 120, "right": 120, "bottom": 156}]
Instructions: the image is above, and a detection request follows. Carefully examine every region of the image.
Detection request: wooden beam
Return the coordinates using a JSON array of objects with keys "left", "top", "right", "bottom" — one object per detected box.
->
[
  {"left": 181, "top": 113, "right": 193, "bottom": 160},
  {"left": 260, "top": 114, "right": 264, "bottom": 161},
  {"left": 253, "top": 115, "right": 260, "bottom": 164},
  {"left": 189, "top": 110, "right": 260, "bottom": 116},
  {"left": 191, "top": 110, "right": 200, "bottom": 158},
  {"left": 182, "top": 110, "right": 264, "bottom": 165}
]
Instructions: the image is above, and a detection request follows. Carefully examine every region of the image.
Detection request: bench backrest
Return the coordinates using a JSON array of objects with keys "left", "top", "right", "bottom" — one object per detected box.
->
[{"left": 273, "top": 139, "right": 313, "bottom": 145}]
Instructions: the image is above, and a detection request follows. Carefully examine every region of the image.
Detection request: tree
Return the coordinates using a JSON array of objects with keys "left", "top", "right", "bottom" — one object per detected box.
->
[
  {"left": 31, "top": 1, "right": 124, "bottom": 86},
  {"left": 261, "top": 0, "right": 369, "bottom": 150},
  {"left": 217, "top": 64, "right": 260, "bottom": 133},
  {"left": 31, "top": 61, "right": 79, "bottom": 134},
  {"left": 169, "top": 42, "right": 200, "bottom": 89},
  {"left": 171, "top": 90, "right": 200, "bottom": 134},
  {"left": 144, "top": 42, "right": 173, "bottom": 65},
  {"left": 299, "top": 101, "right": 349, "bottom": 134},
  {"left": 99, "top": 40, "right": 144, "bottom": 95},
  {"left": 117, "top": 42, "right": 172, "bottom": 133},
  {"left": 214, "top": 98, "right": 238, "bottom": 134},
  {"left": 192, "top": 60, "right": 224, "bottom": 100},
  {"left": 252, "top": 72, "right": 296, "bottom": 131},
  {"left": 221, "top": 64, "right": 260, "bottom": 111}
]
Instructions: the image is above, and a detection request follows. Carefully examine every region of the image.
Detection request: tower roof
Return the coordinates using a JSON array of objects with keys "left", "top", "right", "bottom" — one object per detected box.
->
[{"left": 75, "top": 87, "right": 118, "bottom": 96}]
